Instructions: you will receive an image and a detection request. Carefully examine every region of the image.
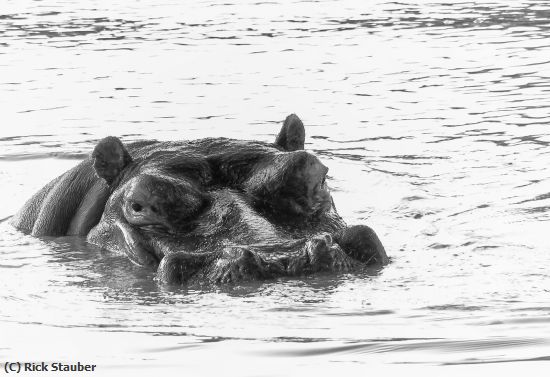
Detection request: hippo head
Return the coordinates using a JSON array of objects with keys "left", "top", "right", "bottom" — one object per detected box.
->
[{"left": 86, "top": 134, "right": 342, "bottom": 271}]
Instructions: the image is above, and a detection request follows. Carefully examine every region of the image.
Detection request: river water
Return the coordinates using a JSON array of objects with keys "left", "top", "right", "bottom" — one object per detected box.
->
[{"left": 1, "top": 0, "right": 549, "bottom": 375}]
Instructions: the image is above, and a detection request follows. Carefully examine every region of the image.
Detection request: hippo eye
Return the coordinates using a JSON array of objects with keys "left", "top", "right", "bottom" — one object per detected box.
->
[{"left": 131, "top": 202, "right": 143, "bottom": 212}]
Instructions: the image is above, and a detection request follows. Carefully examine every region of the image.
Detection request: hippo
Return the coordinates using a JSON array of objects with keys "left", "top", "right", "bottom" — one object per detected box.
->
[{"left": 10, "top": 114, "right": 388, "bottom": 285}]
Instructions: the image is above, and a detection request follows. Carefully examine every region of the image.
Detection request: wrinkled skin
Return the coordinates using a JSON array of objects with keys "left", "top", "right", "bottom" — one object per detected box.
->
[{"left": 11, "top": 114, "right": 388, "bottom": 285}]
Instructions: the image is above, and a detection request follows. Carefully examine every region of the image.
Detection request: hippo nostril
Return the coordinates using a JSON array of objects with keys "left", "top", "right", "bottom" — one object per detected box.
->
[
  {"left": 150, "top": 205, "right": 158, "bottom": 214},
  {"left": 131, "top": 202, "right": 143, "bottom": 212}
]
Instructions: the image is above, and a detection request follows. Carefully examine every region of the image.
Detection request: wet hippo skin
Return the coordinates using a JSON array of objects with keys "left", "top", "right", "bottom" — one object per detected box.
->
[{"left": 11, "top": 114, "right": 388, "bottom": 285}]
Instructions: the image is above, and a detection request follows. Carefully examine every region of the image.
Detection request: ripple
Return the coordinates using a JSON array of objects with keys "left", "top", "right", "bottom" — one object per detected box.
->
[
  {"left": 441, "top": 355, "right": 550, "bottom": 365},
  {"left": 264, "top": 337, "right": 548, "bottom": 357},
  {"left": 422, "top": 305, "right": 488, "bottom": 312}
]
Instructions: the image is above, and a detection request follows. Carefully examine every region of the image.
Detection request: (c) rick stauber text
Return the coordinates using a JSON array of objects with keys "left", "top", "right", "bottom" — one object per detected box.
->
[{"left": 4, "top": 362, "right": 97, "bottom": 373}]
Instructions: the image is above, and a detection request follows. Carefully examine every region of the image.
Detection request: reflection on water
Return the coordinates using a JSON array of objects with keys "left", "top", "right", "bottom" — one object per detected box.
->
[{"left": 1, "top": 0, "right": 550, "bottom": 375}]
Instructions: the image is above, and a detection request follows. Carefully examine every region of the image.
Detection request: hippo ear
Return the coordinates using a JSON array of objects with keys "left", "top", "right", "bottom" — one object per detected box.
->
[
  {"left": 91, "top": 136, "right": 132, "bottom": 185},
  {"left": 275, "top": 113, "right": 305, "bottom": 151}
]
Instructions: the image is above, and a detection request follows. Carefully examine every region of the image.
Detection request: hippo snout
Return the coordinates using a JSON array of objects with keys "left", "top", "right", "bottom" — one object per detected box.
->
[{"left": 121, "top": 174, "right": 208, "bottom": 230}]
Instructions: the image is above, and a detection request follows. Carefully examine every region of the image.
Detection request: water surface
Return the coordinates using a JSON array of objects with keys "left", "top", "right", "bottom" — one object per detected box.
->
[{"left": 1, "top": 0, "right": 549, "bottom": 375}]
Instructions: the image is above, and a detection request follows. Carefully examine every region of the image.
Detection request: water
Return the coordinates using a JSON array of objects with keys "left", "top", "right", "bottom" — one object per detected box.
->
[{"left": 1, "top": 0, "right": 549, "bottom": 375}]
